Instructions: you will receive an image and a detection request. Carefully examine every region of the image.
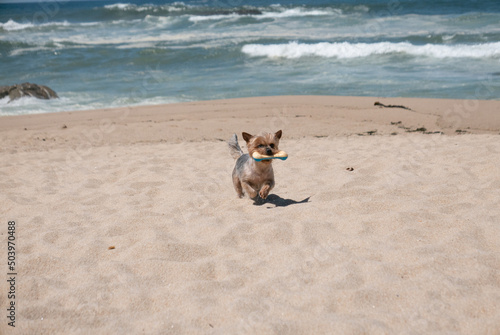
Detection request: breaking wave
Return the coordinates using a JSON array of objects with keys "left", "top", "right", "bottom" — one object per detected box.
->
[{"left": 242, "top": 41, "right": 500, "bottom": 59}]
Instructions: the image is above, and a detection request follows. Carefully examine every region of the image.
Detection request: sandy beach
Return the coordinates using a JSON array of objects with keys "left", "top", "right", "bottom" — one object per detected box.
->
[{"left": 1, "top": 95, "right": 499, "bottom": 334}]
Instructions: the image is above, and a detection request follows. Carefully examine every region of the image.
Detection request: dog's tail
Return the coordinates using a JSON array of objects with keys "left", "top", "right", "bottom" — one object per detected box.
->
[{"left": 228, "top": 133, "right": 244, "bottom": 159}]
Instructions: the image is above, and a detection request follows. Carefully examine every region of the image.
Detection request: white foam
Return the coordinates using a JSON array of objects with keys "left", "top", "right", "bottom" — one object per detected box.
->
[
  {"left": 104, "top": 3, "right": 133, "bottom": 10},
  {"left": 0, "top": 19, "right": 35, "bottom": 31},
  {"left": 0, "top": 93, "right": 184, "bottom": 116},
  {"left": 0, "top": 96, "right": 63, "bottom": 116},
  {"left": 9, "top": 46, "right": 52, "bottom": 57},
  {"left": 0, "top": 19, "right": 72, "bottom": 31},
  {"left": 258, "top": 8, "right": 338, "bottom": 19},
  {"left": 103, "top": 2, "right": 188, "bottom": 12},
  {"left": 103, "top": 3, "right": 160, "bottom": 12},
  {"left": 0, "top": 96, "right": 11, "bottom": 106},
  {"left": 144, "top": 15, "right": 176, "bottom": 26},
  {"left": 188, "top": 14, "right": 240, "bottom": 22},
  {"left": 242, "top": 41, "right": 500, "bottom": 59},
  {"left": 189, "top": 6, "right": 336, "bottom": 22}
]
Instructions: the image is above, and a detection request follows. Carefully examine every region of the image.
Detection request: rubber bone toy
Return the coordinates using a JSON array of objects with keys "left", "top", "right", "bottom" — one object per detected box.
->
[{"left": 252, "top": 150, "right": 288, "bottom": 162}]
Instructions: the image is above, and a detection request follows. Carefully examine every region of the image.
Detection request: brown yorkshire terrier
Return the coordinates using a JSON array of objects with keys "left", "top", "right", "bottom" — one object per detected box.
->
[{"left": 228, "top": 130, "right": 282, "bottom": 200}]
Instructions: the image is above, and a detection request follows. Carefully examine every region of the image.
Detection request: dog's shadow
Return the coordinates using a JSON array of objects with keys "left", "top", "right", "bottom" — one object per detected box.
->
[{"left": 253, "top": 194, "right": 310, "bottom": 207}]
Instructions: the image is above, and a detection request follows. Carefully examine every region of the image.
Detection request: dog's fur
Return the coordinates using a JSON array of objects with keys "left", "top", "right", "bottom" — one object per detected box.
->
[{"left": 228, "top": 130, "right": 282, "bottom": 199}]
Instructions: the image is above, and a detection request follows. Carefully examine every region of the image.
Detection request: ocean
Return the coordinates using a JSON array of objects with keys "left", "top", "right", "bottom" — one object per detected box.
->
[{"left": 1, "top": 0, "right": 500, "bottom": 116}]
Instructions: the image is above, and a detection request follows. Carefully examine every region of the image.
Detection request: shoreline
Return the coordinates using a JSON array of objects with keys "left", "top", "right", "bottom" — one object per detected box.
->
[{"left": 1, "top": 95, "right": 499, "bottom": 152}]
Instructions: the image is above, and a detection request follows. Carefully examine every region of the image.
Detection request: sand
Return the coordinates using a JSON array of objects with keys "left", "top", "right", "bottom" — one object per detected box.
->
[{"left": 1, "top": 96, "right": 499, "bottom": 334}]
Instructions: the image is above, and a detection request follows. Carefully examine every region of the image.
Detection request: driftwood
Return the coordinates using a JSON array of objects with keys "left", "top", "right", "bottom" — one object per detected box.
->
[{"left": 374, "top": 101, "right": 413, "bottom": 111}]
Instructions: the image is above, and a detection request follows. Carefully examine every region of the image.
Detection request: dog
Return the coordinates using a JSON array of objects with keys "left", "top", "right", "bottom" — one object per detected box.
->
[{"left": 228, "top": 130, "right": 282, "bottom": 200}]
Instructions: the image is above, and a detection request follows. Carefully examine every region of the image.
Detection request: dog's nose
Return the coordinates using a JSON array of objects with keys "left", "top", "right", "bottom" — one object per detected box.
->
[{"left": 266, "top": 148, "right": 273, "bottom": 155}]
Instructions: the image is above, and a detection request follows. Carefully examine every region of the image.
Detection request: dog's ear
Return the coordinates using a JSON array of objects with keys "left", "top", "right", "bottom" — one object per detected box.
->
[
  {"left": 242, "top": 132, "right": 253, "bottom": 143},
  {"left": 275, "top": 130, "right": 282, "bottom": 139}
]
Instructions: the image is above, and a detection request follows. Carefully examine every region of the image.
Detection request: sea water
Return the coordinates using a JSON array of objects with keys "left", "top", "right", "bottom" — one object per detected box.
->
[{"left": 1, "top": 0, "right": 499, "bottom": 115}]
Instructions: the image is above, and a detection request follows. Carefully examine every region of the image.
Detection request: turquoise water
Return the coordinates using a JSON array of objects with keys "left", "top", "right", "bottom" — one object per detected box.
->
[{"left": 1, "top": 0, "right": 500, "bottom": 115}]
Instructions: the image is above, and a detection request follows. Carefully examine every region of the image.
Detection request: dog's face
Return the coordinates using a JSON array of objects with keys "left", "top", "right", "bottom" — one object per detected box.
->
[{"left": 242, "top": 130, "right": 282, "bottom": 162}]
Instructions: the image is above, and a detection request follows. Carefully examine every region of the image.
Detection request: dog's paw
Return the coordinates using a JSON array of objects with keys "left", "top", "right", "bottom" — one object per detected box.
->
[{"left": 259, "top": 189, "right": 269, "bottom": 199}]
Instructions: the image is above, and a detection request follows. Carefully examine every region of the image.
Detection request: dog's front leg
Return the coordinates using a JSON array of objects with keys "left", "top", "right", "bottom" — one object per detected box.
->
[
  {"left": 259, "top": 181, "right": 274, "bottom": 199},
  {"left": 241, "top": 181, "right": 258, "bottom": 199}
]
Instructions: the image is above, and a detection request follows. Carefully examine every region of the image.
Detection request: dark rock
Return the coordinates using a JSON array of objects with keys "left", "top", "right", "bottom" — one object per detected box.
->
[
  {"left": 199, "top": 8, "right": 262, "bottom": 16},
  {"left": 234, "top": 8, "right": 262, "bottom": 15},
  {"left": 0, "top": 83, "right": 58, "bottom": 103}
]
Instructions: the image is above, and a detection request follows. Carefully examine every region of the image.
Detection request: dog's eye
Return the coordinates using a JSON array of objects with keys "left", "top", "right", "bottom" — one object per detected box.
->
[
  {"left": 270, "top": 144, "right": 275, "bottom": 148},
  {"left": 258, "top": 144, "right": 265, "bottom": 148}
]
